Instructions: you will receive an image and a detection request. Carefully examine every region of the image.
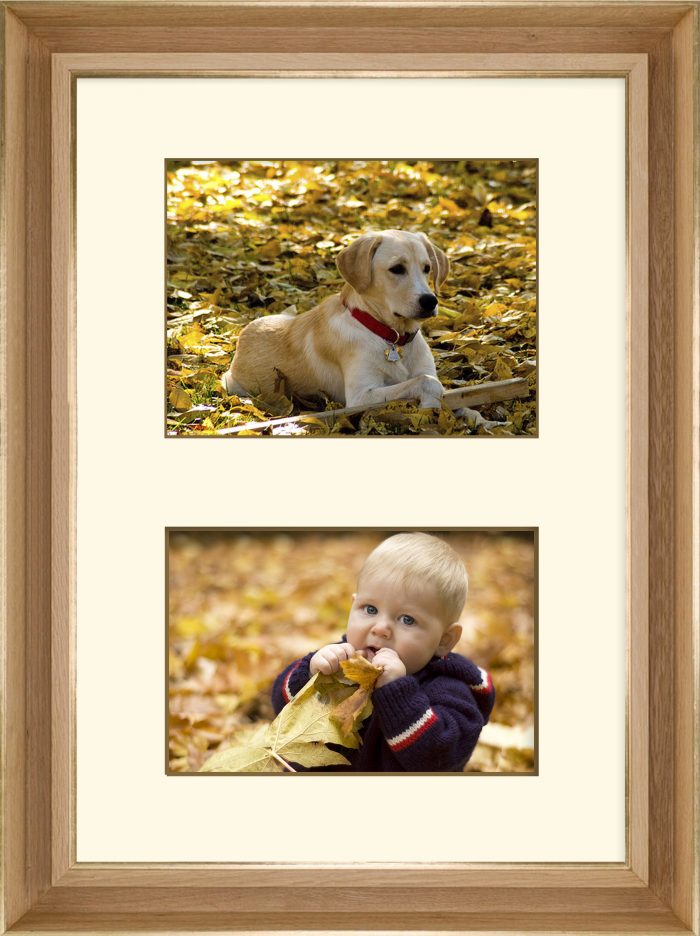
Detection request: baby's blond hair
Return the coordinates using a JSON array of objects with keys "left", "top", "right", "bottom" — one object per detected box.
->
[{"left": 358, "top": 532, "right": 468, "bottom": 624}]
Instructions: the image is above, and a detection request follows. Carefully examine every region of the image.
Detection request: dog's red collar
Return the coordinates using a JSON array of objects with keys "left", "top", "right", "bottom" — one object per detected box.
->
[{"left": 349, "top": 307, "right": 417, "bottom": 346}]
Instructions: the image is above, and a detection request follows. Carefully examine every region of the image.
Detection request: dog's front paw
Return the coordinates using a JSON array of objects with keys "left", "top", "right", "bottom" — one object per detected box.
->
[
  {"left": 221, "top": 369, "right": 249, "bottom": 398},
  {"left": 221, "top": 370, "right": 234, "bottom": 396},
  {"left": 416, "top": 375, "right": 444, "bottom": 409},
  {"left": 456, "top": 407, "right": 508, "bottom": 430}
]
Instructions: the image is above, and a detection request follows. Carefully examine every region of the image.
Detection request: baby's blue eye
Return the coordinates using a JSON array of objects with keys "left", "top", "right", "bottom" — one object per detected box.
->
[
  {"left": 365, "top": 605, "right": 378, "bottom": 615},
  {"left": 400, "top": 614, "right": 416, "bottom": 626}
]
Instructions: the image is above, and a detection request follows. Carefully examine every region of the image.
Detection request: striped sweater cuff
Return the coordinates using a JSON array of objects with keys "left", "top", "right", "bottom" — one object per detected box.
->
[
  {"left": 386, "top": 707, "right": 438, "bottom": 752},
  {"left": 372, "top": 676, "right": 437, "bottom": 752},
  {"left": 281, "top": 655, "right": 312, "bottom": 704},
  {"left": 469, "top": 666, "right": 493, "bottom": 695}
]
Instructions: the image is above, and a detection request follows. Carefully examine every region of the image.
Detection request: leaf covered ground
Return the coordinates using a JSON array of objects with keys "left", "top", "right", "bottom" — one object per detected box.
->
[
  {"left": 166, "top": 159, "right": 537, "bottom": 437},
  {"left": 169, "top": 531, "right": 535, "bottom": 773}
]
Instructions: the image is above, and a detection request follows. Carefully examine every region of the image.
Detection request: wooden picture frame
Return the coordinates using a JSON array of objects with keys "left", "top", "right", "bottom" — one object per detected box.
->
[{"left": 2, "top": 2, "right": 697, "bottom": 933}]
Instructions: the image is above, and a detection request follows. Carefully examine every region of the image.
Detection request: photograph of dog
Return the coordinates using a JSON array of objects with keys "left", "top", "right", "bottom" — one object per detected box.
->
[
  {"left": 166, "top": 160, "right": 537, "bottom": 436},
  {"left": 223, "top": 229, "right": 449, "bottom": 410}
]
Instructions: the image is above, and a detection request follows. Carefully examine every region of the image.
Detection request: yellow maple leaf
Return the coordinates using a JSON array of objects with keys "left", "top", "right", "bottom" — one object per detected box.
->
[{"left": 200, "top": 655, "right": 382, "bottom": 773}]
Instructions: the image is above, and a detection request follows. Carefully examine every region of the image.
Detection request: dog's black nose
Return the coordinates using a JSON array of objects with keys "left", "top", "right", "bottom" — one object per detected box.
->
[{"left": 418, "top": 293, "right": 438, "bottom": 315}]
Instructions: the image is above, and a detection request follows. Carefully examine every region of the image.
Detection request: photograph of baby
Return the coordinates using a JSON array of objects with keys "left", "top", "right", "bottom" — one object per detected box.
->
[
  {"left": 168, "top": 529, "right": 536, "bottom": 774},
  {"left": 166, "top": 159, "right": 537, "bottom": 437}
]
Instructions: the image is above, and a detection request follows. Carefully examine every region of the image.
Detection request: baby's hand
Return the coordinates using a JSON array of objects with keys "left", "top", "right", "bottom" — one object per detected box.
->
[
  {"left": 310, "top": 642, "right": 357, "bottom": 676},
  {"left": 373, "top": 648, "right": 407, "bottom": 687}
]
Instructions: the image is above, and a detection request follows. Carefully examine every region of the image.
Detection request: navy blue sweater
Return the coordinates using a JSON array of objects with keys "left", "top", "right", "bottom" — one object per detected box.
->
[{"left": 271, "top": 642, "right": 495, "bottom": 772}]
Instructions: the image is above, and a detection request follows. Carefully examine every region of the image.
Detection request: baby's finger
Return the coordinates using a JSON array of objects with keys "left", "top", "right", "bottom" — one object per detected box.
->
[
  {"left": 329, "top": 645, "right": 350, "bottom": 664},
  {"left": 328, "top": 651, "right": 346, "bottom": 671}
]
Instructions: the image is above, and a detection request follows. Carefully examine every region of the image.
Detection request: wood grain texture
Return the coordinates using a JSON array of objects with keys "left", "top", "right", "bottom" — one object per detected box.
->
[
  {"left": 671, "top": 10, "right": 698, "bottom": 930},
  {"left": 52, "top": 50, "right": 649, "bottom": 73},
  {"left": 26, "top": 883, "right": 675, "bottom": 913},
  {"left": 646, "top": 27, "right": 676, "bottom": 908},
  {"left": 13, "top": 25, "right": 671, "bottom": 54},
  {"left": 627, "top": 55, "right": 649, "bottom": 885},
  {"left": 55, "top": 865, "right": 646, "bottom": 886},
  {"left": 24, "top": 16, "right": 54, "bottom": 914},
  {"left": 51, "top": 49, "right": 75, "bottom": 882},
  {"left": 2, "top": 9, "right": 30, "bottom": 932},
  {"left": 7, "top": 910, "right": 693, "bottom": 934},
  {"left": 1, "top": 2, "right": 698, "bottom": 934},
  {"left": 4, "top": 1, "right": 692, "bottom": 31}
]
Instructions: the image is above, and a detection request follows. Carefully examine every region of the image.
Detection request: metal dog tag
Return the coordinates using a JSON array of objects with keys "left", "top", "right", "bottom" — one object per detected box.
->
[{"left": 385, "top": 344, "right": 401, "bottom": 362}]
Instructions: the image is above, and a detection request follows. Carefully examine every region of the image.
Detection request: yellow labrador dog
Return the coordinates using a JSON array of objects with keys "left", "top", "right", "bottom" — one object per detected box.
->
[{"left": 222, "top": 230, "right": 449, "bottom": 409}]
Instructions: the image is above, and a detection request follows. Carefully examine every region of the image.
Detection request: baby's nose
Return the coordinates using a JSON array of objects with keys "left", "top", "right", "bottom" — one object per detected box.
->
[{"left": 371, "top": 618, "right": 392, "bottom": 636}]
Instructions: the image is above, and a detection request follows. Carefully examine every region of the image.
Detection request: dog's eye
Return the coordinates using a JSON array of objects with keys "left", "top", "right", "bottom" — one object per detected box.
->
[
  {"left": 423, "top": 265, "right": 431, "bottom": 274},
  {"left": 389, "top": 264, "right": 406, "bottom": 275}
]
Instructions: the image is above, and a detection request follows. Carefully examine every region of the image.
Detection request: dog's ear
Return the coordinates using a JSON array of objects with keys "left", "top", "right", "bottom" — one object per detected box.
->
[
  {"left": 419, "top": 233, "right": 450, "bottom": 290},
  {"left": 336, "top": 233, "right": 382, "bottom": 293}
]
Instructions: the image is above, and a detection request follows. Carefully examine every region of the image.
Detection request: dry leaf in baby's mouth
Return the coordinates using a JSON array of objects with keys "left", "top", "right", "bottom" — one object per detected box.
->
[{"left": 327, "top": 654, "right": 383, "bottom": 737}]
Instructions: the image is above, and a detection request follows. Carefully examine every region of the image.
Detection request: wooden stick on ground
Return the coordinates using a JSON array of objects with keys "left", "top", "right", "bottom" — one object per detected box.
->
[{"left": 217, "top": 377, "right": 529, "bottom": 436}]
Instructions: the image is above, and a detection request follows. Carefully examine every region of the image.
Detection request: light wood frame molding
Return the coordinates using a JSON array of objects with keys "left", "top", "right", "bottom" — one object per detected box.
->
[{"left": 2, "top": 2, "right": 698, "bottom": 933}]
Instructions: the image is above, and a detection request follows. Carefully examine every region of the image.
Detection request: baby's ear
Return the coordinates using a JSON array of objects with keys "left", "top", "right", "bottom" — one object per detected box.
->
[{"left": 438, "top": 623, "right": 462, "bottom": 656}]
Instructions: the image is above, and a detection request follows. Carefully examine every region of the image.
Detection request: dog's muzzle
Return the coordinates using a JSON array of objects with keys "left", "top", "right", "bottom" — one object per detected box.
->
[{"left": 417, "top": 293, "right": 438, "bottom": 318}]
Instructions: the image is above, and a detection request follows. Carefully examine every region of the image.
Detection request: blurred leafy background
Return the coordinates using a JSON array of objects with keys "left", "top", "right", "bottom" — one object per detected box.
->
[
  {"left": 166, "top": 159, "right": 537, "bottom": 437},
  {"left": 169, "top": 530, "right": 536, "bottom": 773}
]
